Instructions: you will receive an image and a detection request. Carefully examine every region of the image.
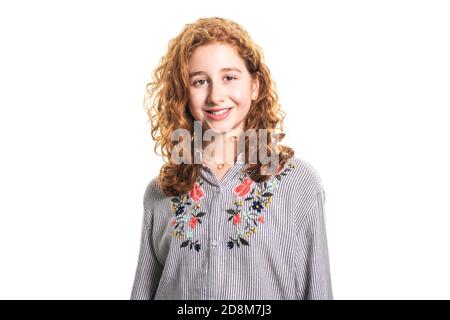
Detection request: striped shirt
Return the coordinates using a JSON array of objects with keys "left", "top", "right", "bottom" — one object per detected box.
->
[{"left": 130, "top": 154, "right": 333, "bottom": 300}]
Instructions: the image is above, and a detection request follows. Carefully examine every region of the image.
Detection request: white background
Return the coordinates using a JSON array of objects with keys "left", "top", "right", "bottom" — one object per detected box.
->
[{"left": 0, "top": 0, "right": 449, "bottom": 299}]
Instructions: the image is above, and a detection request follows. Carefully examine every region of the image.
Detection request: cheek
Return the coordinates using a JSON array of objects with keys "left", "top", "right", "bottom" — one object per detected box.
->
[
  {"left": 189, "top": 108, "right": 203, "bottom": 122},
  {"left": 230, "top": 86, "right": 252, "bottom": 105},
  {"left": 188, "top": 93, "right": 204, "bottom": 119}
]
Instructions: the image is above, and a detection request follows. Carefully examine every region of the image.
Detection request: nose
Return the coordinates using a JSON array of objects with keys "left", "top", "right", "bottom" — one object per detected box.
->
[{"left": 206, "top": 81, "right": 226, "bottom": 105}]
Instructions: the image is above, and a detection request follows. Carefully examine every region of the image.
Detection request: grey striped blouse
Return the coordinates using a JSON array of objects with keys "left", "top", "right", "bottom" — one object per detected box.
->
[{"left": 130, "top": 154, "right": 333, "bottom": 300}]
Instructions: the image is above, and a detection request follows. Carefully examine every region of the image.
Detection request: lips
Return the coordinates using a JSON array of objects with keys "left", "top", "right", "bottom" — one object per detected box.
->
[
  {"left": 204, "top": 107, "right": 233, "bottom": 121},
  {"left": 204, "top": 107, "right": 233, "bottom": 114}
]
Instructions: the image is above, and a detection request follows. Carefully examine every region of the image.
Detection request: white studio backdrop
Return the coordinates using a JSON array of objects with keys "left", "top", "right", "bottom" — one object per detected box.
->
[{"left": 0, "top": 0, "right": 449, "bottom": 299}]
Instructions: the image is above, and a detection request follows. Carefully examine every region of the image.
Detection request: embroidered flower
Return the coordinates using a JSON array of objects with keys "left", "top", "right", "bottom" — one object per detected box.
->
[
  {"left": 226, "top": 161, "right": 297, "bottom": 249},
  {"left": 170, "top": 179, "right": 207, "bottom": 252},
  {"left": 189, "top": 182, "right": 205, "bottom": 202},
  {"left": 232, "top": 213, "right": 241, "bottom": 225},
  {"left": 266, "top": 179, "right": 279, "bottom": 193},
  {"left": 233, "top": 178, "right": 253, "bottom": 197},
  {"left": 251, "top": 200, "right": 264, "bottom": 213},
  {"left": 188, "top": 216, "right": 198, "bottom": 229}
]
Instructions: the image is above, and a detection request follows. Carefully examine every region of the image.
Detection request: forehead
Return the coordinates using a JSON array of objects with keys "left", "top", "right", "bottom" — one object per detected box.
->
[{"left": 188, "top": 43, "right": 245, "bottom": 72}]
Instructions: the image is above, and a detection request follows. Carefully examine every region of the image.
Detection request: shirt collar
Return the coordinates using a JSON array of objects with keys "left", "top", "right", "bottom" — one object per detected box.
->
[
  {"left": 236, "top": 150, "right": 245, "bottom": 164},
  {"left": 199, "top": 151, "right": 246, "bottom": 188}
]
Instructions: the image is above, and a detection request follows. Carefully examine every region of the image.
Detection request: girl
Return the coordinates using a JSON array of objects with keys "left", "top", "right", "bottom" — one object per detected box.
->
[{"left": 131, "top": 17, "right": 332, "bottom": 300}]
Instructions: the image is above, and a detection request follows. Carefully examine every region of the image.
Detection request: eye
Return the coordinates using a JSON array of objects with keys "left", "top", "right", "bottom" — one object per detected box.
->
[
  {"left": 193, "top": 79, "right": 207, "bottom": 86},
  {"left": 225, "top": 75, "right": 238, "bottom": 81},
  {"left": 192, "top": 75, "right": 238, "bottom": 87}
]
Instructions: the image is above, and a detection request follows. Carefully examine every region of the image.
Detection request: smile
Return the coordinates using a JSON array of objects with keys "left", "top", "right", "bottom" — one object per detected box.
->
[{"left": 204, "top": 107, "right": 233, "bottom": 120}]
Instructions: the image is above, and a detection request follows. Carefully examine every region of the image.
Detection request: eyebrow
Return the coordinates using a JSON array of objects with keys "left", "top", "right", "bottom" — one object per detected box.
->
[{"left": 189, "top": 67, "right": 242, "bottom": 78}]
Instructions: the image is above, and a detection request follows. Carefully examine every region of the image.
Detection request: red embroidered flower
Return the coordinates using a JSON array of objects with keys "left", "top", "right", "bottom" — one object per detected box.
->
[
  {"left": 258, "top": 215, "right": 265, "bottom": 223},
  {"left": 233, "top": 178, "right": 254, "bottom": 197},
  {"left": 232, "top": 213, "right": 241, "bottom": 225},
  {"left": 170, "top": 219, "right": 177, "bottom": 226},
  {"left": 189, "top": 182, "right": 205, "bottom": 202},
  {"left": 188, "top": 216, "right": 198, "bottom": 229}
]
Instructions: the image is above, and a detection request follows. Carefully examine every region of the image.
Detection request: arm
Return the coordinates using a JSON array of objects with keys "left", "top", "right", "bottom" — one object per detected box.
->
[
  {"left": 295, "top": 187, "right": 333, "bottom": 300},
  {"left": 130, "top": 185, "right": 164, "bottom": 300}
]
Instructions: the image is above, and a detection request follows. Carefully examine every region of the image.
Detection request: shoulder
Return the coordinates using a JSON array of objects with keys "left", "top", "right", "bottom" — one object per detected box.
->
[
  {"left": 280, "top": 155, "right": 324, "bottom": 196},
  {"left": 143, "top": 175, "right": 166, "bottom": 212},
  {"left": 281, "top": 156, "right": 327, "bottom": 229}
]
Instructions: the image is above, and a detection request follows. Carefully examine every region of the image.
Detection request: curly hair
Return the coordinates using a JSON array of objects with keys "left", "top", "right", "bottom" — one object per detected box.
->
[{"left": 144, "top": 17, "right": 295, "bottom": 197}]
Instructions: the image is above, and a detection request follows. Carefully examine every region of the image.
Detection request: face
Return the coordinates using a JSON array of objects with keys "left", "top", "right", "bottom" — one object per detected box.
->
[{"left": 187, "top": 42, "right": 259, "bottom": 134}]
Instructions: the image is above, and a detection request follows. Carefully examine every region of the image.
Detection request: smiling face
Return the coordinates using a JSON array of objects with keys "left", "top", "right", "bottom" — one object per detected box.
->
[{"left": 187, "top": 42, "right": 259, "bottom": 134}]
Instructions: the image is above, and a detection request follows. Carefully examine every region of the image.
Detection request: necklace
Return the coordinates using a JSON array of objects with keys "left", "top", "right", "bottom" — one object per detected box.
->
[
  {"left": 197, "top": 136, "right": 240, "bottom": 170},
  {"left": 199, "top": 152, "right": 227, "bottom": 169}
]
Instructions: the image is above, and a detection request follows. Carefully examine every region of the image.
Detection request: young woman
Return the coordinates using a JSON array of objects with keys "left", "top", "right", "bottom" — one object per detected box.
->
[{"left": 131, "top": 17, "right": 332, "bottom": 300}]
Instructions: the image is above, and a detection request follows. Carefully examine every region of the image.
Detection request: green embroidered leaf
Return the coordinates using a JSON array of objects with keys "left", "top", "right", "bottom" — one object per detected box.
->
[
  {"left": 226, "top": 209, "right": 236, "bottom": 215},
  {"left": 196, "top": 212, "right": 206, "bottom": 217},
  {"left": 253, "top": 220, "right": 257, "bottom": 226},
  {"left": 262, "top": 192, "right": 273, "bottom": 197},
  {"left": 228, "top": 215, "right": 233, "bottom": 221},
  {"left": 171, "top": 198, "right": 180, "bottom": 203},
  {"left": 180, "top": 240, "right": 190, "bottom": 248},
  {"left": 275, "top": 175, "right": 281, "bottom": 181},
  {"left": 239, "top": 237, "right": 249, "bottom": 246},
  {"left": 264, "top": 182, "right": 267, "bottom": 189},
  {"left": 197, "top": 219, "right": 202, "bottom": 224},
  {"left": 185, "top": 202, "right": 192, "bottom": 205},
  {"left": 244, "top": 197, "right": 253, "bottom": 201}
]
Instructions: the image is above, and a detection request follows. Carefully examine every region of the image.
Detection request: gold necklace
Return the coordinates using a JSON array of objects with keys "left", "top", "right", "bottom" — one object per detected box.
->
[
  {"left": 199, "top": 152, "right": 226, "bottom": 169},
  {"left": 199, "top": 136, "right": 239, "bottom": 170}
]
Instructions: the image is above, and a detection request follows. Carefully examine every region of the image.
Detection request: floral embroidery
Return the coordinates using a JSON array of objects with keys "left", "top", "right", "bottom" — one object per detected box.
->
[
  {"left": 170, "top": 179, "right": 206, "bottom": 252},
  {"left": 226, "top": 162, "right": 296, "bottom": 249}
]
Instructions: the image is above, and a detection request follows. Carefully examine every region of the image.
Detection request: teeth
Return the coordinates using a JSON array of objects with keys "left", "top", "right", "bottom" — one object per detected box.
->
[{"left": 211, "top": 109, "right": 228, "bottom": 115}]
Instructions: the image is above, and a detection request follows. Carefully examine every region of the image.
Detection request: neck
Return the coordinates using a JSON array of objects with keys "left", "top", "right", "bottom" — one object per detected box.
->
[{"left": 202, "top": 131, "right": 240, "bottom": 166}]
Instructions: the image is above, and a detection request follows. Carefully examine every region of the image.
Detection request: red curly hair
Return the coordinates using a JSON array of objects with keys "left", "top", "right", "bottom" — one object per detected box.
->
[{"left": 144, "top": 17, "right": 295, "bottom": 196}]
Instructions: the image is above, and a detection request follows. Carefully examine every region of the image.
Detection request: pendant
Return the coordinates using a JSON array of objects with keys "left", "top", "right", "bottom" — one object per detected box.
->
[{"left": 217, "top": 164, "right": 224, "bottom": 169}]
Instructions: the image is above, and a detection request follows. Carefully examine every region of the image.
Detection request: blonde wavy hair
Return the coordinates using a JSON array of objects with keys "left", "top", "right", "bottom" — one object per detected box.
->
[{"left": 144, "top": 17, "right": 295, "bottom": 197}]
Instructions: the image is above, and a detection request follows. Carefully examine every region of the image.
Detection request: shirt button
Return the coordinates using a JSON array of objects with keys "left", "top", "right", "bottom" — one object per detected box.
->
[{"left": 211, "top": 240, "right": 218, "bottom": 248}]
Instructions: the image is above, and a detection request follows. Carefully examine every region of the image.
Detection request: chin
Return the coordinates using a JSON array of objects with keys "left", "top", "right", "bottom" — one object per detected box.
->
[{"left": 208, "top": 126, "right": 232, "bottom": 134}]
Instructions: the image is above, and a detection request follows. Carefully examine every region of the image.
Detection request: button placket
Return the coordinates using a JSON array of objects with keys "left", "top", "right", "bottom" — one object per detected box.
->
[
  {"left": 210, "top": 188, "right": 222, "bottom": 249},
  {"left": 208, "top": 188, "right": 223, "bottom": 299}
]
